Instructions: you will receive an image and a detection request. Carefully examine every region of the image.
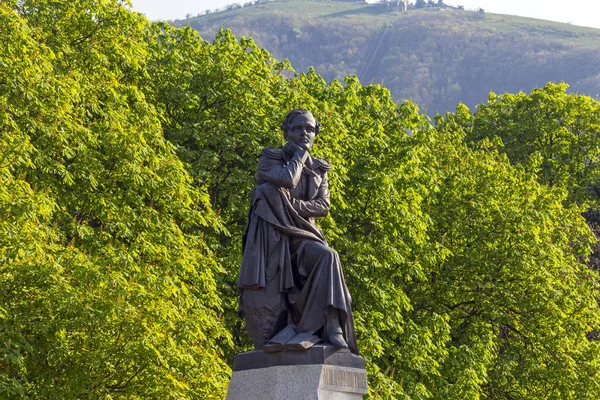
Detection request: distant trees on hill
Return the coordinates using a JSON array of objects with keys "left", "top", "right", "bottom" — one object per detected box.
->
[
  {"left": 185, "top": 4, "right": 600, "bottom": 115},
  {"left": 195, "top": 0, "right": 457, "bottom": 18}
]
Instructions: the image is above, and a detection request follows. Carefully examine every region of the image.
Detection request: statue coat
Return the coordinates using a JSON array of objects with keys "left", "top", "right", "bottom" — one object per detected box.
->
[{"left": 238, "top": 146, "right": 358, "bottom": 355}]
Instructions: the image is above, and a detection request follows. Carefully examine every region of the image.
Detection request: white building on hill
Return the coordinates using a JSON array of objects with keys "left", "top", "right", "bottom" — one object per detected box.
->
[{"left": 380, "top": 0, "right": 409, "bottom": 12}]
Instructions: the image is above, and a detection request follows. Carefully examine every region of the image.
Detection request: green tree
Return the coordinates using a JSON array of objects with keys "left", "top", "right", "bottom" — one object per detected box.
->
[
  {"left": 461, "top": 83, "right": 600, "bottom": 206},
  {"left": 1, "top": 1, "right": 230, "bottom": 398},
  {"left": 424, "top": 116, "right": 600, "bottom": 398}
]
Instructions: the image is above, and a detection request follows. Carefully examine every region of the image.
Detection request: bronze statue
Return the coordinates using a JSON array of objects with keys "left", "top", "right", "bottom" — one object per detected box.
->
[{"left": 238, "top": 109, "right": 358, "bottom": 354}]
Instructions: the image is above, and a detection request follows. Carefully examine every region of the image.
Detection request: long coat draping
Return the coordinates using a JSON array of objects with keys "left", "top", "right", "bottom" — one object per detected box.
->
[{"left": 238, "top": 146, "right": 358, "bottom": 355}]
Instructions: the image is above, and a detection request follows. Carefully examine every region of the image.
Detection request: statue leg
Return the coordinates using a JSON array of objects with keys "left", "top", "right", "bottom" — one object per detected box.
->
[
  {"left": 289, "top": 241, "right": 352, "bottom": 348},
  {"left": 325, "top": 307, "right": 348, "bottom": 348}
]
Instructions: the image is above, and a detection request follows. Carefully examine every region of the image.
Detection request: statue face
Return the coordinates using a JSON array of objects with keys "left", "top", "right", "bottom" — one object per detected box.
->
[{"left": 285, "top": 113, "right": 316, "bottom": 151}]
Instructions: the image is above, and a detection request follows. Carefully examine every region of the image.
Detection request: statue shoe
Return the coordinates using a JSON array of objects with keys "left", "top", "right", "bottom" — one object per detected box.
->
[
  {"left": 263, "top": 324, "right": 297, "bottom": 352},
  {"left": 325, "top": 307, "right": 347, "bottom": 348},
  {"left": 285, "top": 331, "right": 321, "bottom": 350},
  {"left": 328, "top": 332, "right": 348, "bottom": 349}
]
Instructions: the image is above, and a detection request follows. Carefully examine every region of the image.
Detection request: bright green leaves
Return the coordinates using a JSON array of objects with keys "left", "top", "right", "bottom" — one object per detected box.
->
[
  {"left": 419, "top": 123, "right": 600, "bottom": 399},
  {"left": 0, "top": 2, "right": 229, "bottom": 398},
  {"left": 463, "top": 83, "right": 600, "bottom": 207}
]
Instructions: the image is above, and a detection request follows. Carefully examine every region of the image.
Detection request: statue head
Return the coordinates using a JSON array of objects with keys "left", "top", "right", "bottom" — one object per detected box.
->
[{"left": 281, "top": 109, "right": 321, "bottom": 151}]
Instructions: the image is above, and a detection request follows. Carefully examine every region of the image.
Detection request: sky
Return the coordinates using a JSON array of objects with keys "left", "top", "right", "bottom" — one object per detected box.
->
[{"left": 130, "top": 0, "right": 600, "bottom": 29}]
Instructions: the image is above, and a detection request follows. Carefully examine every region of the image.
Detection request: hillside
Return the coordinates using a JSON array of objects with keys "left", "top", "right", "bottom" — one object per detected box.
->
[{"left": 176, "top": 0, "right": 600, "bottom": 115}]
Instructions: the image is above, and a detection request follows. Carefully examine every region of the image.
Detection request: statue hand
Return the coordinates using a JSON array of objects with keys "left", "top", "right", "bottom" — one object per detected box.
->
[{"left": 285, "top": 142, "right": 307, "bottom": 157}]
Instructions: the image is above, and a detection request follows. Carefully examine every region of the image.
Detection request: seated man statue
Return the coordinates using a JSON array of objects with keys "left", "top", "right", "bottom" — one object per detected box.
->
[{"left": 237, "top": 109, "right": 358, "bottom": 354}]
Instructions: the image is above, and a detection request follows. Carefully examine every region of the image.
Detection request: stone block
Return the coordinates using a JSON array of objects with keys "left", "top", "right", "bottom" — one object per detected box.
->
[
  {"left": 226, "top": 364, "right": 367, "bottom": 400},
  {"left": 226, "top": 345, "right": 367, "bottom": 400}
]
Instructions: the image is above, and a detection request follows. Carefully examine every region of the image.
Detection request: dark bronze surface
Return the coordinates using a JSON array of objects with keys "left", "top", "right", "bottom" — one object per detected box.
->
[
  {"left": 237, "top": 110, "right": 359, "bottom": 355},
  {"left": 233, "top": 345, "right": 366, "bottom": 372}
]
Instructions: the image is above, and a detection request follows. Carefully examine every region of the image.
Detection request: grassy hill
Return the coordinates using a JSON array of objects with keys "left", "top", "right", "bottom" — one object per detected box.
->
[{"left": 175, "top": 0, "right": 600, "bottom": 114}]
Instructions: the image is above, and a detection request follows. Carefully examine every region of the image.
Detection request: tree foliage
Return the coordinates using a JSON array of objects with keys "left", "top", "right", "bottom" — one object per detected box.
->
[
  {"left": 1, "top": 1, "right": 600, "bottom": 399},
  {"left": 459, "top": 83, "right": 600, "bottom": 207},
  {"left": 1, "top": 1, "right": 229, "bottom": 398}
]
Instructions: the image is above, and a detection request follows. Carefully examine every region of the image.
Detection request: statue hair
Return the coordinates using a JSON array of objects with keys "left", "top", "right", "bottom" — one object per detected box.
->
[{"left": 281, "top": 109, "right": 321, "bottom": 135}]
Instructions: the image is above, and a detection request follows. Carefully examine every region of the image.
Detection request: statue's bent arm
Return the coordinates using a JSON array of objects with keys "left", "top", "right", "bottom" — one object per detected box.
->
[
  {"left": 256, "top": 149, "right": 308, "bottom": 189},
  {"left": 291, "top": 173, "right": 331, "bottom": 217}
]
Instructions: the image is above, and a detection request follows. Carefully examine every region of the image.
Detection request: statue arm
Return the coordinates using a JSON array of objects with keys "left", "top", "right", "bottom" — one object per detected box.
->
[
  {"left": 257, "top": 149, "right": 308, "bottom": 189},
  {"left": 291, "top": 172, "right": 331, "bottom": 217}
]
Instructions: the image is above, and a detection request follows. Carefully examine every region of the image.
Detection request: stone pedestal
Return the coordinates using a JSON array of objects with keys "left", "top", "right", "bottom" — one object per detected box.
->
[{"left": 226, "top": 345, "right": 368, "bottom": 400}]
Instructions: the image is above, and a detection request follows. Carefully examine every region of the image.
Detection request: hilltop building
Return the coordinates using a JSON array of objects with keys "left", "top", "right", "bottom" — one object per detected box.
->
[{"left": 379, "top": 0, "right": 410, "bottom": 12}]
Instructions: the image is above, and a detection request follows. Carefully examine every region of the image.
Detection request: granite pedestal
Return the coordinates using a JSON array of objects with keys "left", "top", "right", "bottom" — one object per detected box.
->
[{"left": 226, "top": 345, "right": 368, "bottom": 400}]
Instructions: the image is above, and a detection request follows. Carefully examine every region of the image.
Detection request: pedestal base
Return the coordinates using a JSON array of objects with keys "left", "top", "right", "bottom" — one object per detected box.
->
[
  {"left": 226, "top": 345, "right": 368, "bottom": 400},
  {"left": 227, "top": 364, "right": 367, "bottom": 400}
]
